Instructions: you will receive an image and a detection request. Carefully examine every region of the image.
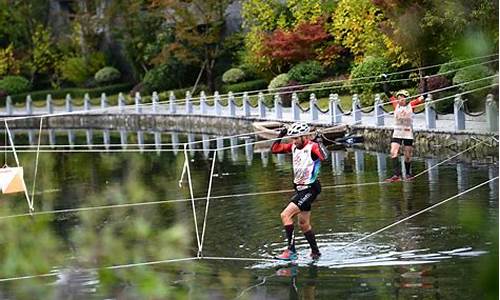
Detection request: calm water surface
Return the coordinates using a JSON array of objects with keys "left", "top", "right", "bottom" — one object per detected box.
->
[{"left": 0, "top": 130, "right": 497, "bottom": 299}]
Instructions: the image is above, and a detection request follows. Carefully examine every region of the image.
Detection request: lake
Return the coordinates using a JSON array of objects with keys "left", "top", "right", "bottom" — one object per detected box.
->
[{"left": 0, "top": 130, "right": 497, "bottom": 299}]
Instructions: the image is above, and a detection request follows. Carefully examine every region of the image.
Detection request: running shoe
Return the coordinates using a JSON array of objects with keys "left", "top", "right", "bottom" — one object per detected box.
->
[
  {"left": 310, "top": 251, "right": 321, "bottom": 260},
  {"left": 405, "top": 174, "right": 415, "bottom": 181},
  {"left": 385, "top": 175, "right": 401, "bottom": 183},
  {"left": 276, "top": 249, "right": 298, "bottom": 261}
]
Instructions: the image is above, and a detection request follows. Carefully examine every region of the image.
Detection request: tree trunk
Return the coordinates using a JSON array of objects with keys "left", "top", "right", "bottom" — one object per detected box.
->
[{"left": 206, "top": 59, "right": 215, "bottom": 93}]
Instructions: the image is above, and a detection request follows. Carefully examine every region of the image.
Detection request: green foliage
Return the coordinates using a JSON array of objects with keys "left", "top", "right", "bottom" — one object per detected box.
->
[
  {"left": 222, "top": 68, "right": 246, "bottom": 84},
  {"left": 94, "top": 67, "right": 121, "bottom": 84},
  {"left": 329, "top": 0, "right": 390, "bottom": 63},
  {"left": 288, "top": 60, "right": 325, "bottom": 84},
  {"left": 350, "top": 56, "right": 392, "bottom": 105},
  {"left": 268, "top": 73, "right": 290, "bottom": 91},
  {"left": 59, "top": 53, "right": 106, "bottom": 86},
  {"left": 438, "top": 60, "right": 469, "bottom": 80},
  {"left": 29, "top": 25, "right": 61, "bottom": 82},
  {"left": 0, "top": 75, "right": 31, "bottom": 94},
  {"left": 142, "top": 64, "right": 172, "bottom": 94},
  {"left": 0, "top": 44, "right": 21, "bottom": 76},
  {"left": 221, "top": 79, "right": 267, "bottom": 93},
  {"left": 9, "top": 83, "right": 133, "bottom": 103},
  {"left": 453, "top": 64, "right": 492, "bottom": 109}
]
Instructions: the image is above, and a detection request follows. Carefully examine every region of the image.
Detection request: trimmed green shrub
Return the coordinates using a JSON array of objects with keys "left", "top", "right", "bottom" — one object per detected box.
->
[
  {"left": 0, "top": 76, "right": 31, "bottom": 95},
  {"left": 9, "top": 83, "right": 133, "bottom": 103},
  {"left": 222, "top": 68, "right": 246, "bottom": 84},
  {"left": 142, "top": 64, "right": 173, "bottom": 94},
  {"left": 453, "top": 65, "right": 493, "bottom": 110},
  {"left": 438, "top": 60, "right": 469, "bottom": 80},
  {"left": 288, "top": 61, "right": 325, "bottom": 84},
  {"left": 95, "top": 67, "right": 121, "bottom": 84},
  {"left": 268, "top": 73, "right": 290, "bottom": 91},
  {"left": 350, "top": 56, "right": 393, "bottom": 106},
  {"left": 221, "top": 79, "right": 267, "bottom": 93},
  {"left": 59, "top": 53, "right": 106, "bottom": 86}
]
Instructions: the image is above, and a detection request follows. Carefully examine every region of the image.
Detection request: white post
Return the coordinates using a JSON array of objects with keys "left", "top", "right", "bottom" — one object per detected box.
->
[
  {"left": 46, "top": 94, "right": 53, "bottom": 114},
  {"left": 329, "top": 94, "right": 338, "bottom": 124},
  {"left": 258, "top": 92, "right": 266, "bottom": 118},
  {"left": 169, "top": 91, "right": 176, "bottom": 114},
  {"left": 243, "top": 92, "right": 251, "bottom": 117},
  {"left": 118, "top": 92, "right": 125, "bottom": 113},
  {"left": 292, "top": 93, "right": 300, "bottom": 121},
  {"left": 274, "top": 93, "right": 282, "bottom": 120},
  {"left": 185, "top": 91, "right": 193, "bottom": 114},
  {"left": 228, "top": 91, "right": 236, "bottom": 117},
  {"left": 65, "top": 94, "right": 72, "bottom": 112},
  {"left": 352, "top": 94, "right": 361, "bottom": 124},
  {"left": 200, "top": 91, "right": 208, "bottom": 115},
  {"left": 152, "top": 91, "right": 159, "bottom": 113},
  {"left": 310, "top": 93, "right": 318, "bottom": 121},
  {"left": 6, "top": 96, "right": 12, "bottom": 115},
  {"left": 214, "top": 91, "right": 222, "bottom": 116},
  {"left": 374, "top": 94, "right": 384, "bottom": 126},
  {"left": 84, "top": 93, "right": 91, "bottom": 111},
  {"left": 100, "top": 93, "right": 108, "bottom": 109},
  {"left": 453, "top": 94, "right": 465, "bottom": 130},
  {"left": 425, "top": 94, "right": 436, "bottom": 129},
  {"left": 26, "top": 95, "right": 33, "bottom": 115},
  {"left": 486, "top": 94, "right": 498, "bottom": 132},
  {"left": 135, "top": 92, "right": 142, "bottom": 113}
]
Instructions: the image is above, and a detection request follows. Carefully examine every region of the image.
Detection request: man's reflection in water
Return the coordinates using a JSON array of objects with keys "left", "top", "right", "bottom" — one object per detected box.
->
[{"left": 275, "top": 264, "right": 319, "bottom": 300}]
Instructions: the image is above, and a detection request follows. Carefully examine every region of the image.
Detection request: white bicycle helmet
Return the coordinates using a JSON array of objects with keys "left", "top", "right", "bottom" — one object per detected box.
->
[{"left": 287, "top": 122, "right": 310, "bottom": 136}]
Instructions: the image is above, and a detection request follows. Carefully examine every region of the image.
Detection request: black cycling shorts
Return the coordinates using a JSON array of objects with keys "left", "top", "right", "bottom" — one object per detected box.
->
[
  {"left": 391, "top": 138, "right": 414, "bottom": 146},
  {"left": 290, "top": 181, "right": 321, "bottom": 212}
]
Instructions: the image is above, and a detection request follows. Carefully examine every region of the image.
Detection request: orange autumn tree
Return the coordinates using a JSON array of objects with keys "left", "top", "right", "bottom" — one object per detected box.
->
[{"left": 260, "top": 21, "right": 342, "bottom": 74}]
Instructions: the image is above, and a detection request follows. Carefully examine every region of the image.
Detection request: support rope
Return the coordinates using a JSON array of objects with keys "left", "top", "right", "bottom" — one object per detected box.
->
[
  {"left": 183, "top": 143, "right": 201, "bottom": 253},
  {"left": 199, "top": 150, "right": 217, "bottom": 257},
  {"left": 336, "top": 176, "right": 498, "bottom": 251}
]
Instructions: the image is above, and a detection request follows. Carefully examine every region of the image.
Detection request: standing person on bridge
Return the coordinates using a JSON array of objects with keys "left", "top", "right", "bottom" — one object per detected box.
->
[
  {"left": 271, "top": 122, "right": 327, "bottom": 260},
  {"left": 382, "top": 74, "right": 428, "bottom": 182}
]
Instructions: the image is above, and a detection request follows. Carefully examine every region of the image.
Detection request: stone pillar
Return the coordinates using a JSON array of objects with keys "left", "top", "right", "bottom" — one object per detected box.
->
[
  {"left": 46, "top": 94, "right": 53, "bottom": 114},
  {"left": 169, "top": 91, "right": 176, "bottom": 114},
  {"left": 374, "top": 94, "right": 384, "bottom": 126},
  {"left": 171, "top": 132, "right": 179, "bottom": 155},
  {"left": 243, "top": 92, "right": 251, "bottom": 117},
  {"left": 26, "top": 95, "right": 33, "bottom": 115},
  {"left": 214, "top": 91, "right": 222, "bottom": 116},
  {"left": 100, "top": 93, "right": 108, "bottom": 109},
  {"left": 152, "top": 91, "right": 159, "bottom": 113},
  {"left": 135, "top": 92, "right": 142, "bottom": 113},
  {"left": 67, "top": 130, "right": 75, "bottom": 148},
  {"left": 454, "top": 94, "right": 465, "bottom": 130},
  {"left": 310, "top": 93, "right": 318, "bottom": 122},
  {"left": 200, "top": 91, "right": 208, "bottom": 115},
  {"left": 331, "top": 151, "right": 345, "bottom": 176},
  {"left": 86, "top": 129, "right": 93, "bottom": 149},
  {"left": 352, "top": 94, "right": 361, "bottom": 124},
  {"left": 216, "top": 136, "right": 224, "bottom": 161},
  {"left": 120, "top": 129, "right": 127, "bottom": 148},
  {"left": 258, "top": 92, "right": 266, "bottom": 118},
  {"left": 292, "top": 93, "right": 300, "bottom": 121},
  {"left": 84, "top": 93, "right": 91, "bottom": 111},
  {"left": 48, "top": 129, "right": 55, "bottom": 147},
  {"left": 118, "top": 92, "right": 125, "bottom": 113},
  {"left": 103, "top": 129, "right": 110, "bottom": 150},
  {"left": 486, "top": 94, "right": 498, "bottom": 132},
  {"left": 65, "top": 94, "right": 72, "bottom": 112},
  {"left": 185, "top": 91, "right": 193, "bottom": 114},
  {"left": 274, "top": 93, "right": 282, "bottom": 120},
  {"left": 154, "top": 131, "right": 162, "bottom": 153},
  {"left": 425, "top": 94, "right": 436, "bottom": 129},
  {"left": 228, "top": 92, "right": 236, "bottom": 117},
  {"left": 329, "top": 93, "right": 342, "bottom": 124},
  {"left": 230, "top": 137, "right": 238, "bottom": 162},
  {"left": 245, "top": 139, "right": 253, "bottom": 166},
  {"left": 137, "top": 131, "right": 144, "bottom": 152}
]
